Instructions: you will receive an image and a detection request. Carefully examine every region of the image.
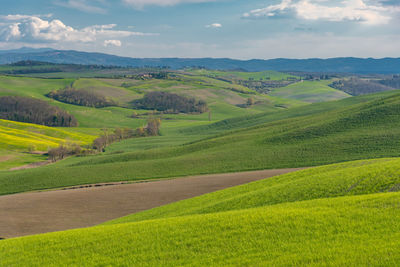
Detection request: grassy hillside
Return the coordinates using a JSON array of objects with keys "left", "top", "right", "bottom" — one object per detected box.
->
[
  {"left": 180, "top": 90, "right": 387, "bottom": 135},
  {"left": 1, "top": 192, "right": 399, "bottom": 266},
  {"left": 0, "top": 90, "right": 399, "bottom": 195},
  {"left": 107, "top": 157, "right": 400, "bottom": 224},
  {"left": 269, "top": 80, "right": 350, "bottom": 103}
]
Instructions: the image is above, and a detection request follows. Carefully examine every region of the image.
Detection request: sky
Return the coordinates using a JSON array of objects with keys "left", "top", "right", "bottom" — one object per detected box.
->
[{"left": 0, "top": 0, "right": 399, "bottom": 59}]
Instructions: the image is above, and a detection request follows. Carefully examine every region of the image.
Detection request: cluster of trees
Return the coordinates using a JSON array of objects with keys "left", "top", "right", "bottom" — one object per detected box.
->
[
  {"left": 48, "top": 144, "right": 84, "bottom": 162},
  {"left": 378, "top": 76, "right": 400, "bottom": 89},
  {"left": 0, "top": 96, "right": 77, "bottom": 127},
  {"left": 132, "top": 91, "right": 208, "bottom": 114},
  {"left": 330, "top": 78, "right": 394, "bottom": 96},
  {"left": 303, "top": 74, "right": 332, "bottom": 80},
  {"left": 47, "top": 88, "right": 116, "bottom": 108}
]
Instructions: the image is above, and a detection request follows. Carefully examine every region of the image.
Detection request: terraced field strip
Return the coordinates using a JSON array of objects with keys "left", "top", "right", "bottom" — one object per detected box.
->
[{"left": 0, "top": 168, "right": 304, "bottom": 238}]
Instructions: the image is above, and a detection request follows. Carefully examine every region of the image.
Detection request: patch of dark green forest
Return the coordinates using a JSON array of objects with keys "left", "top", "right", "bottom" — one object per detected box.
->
[
  {"left": 0, "top": 96, "right": 77, "bottom": 127},
  {"left": 330, "top": 78, "right": 395, "bottom": 96},
  {"left": 47, "top": 88, "right": 116, "bottom": 108},
  {"left": 131, "top": 91, "right": 208, "bottom": 114}
]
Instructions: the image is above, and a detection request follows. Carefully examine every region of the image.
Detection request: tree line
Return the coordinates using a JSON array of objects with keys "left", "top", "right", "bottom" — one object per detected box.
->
[
  {"left": 48, "top": 117, "right": 161, "bottom": 161},
  {"left": 0, "top": 96, "right": 77, "bottom": 127},
  {"left": 131, "top": 91, "right": 208, "bottom": 114},
  {"left": 47, "top": 88, "right": 116, "bottom": 108}
]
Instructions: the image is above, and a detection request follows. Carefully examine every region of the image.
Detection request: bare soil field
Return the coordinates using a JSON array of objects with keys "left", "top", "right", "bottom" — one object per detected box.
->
[{"left": 0, "top": 168, "right": 304, "bottom": 238}]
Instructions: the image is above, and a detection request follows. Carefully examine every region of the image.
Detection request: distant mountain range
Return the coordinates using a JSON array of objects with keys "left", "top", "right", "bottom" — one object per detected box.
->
[{"left": 0, "top": 48, "right": 399, "bottom": 74}]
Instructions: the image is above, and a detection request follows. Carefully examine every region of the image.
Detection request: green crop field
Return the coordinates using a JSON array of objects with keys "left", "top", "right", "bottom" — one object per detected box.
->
[{"left": 1, "top": 158, "right": 400, "bottom": 266}]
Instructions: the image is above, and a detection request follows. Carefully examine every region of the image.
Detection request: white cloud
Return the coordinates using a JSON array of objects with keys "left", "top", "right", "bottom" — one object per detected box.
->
[
  {"left": 104, "top": 39, "right": 122, "bottom": 47},
  {"left": 0, "top": 15, "right": 156, "bottom": 44},
  {"left": 123, "top": 0, "right": 217, "bottom": 9},
  {"left": 243, "top": 0, "right": 394, "bottom": 25},
  {"left": 126, "top": 33, "right": 400, "bottom": 59},
  {"left": 234, "top": 33, "right": 400, "bottom": 59},
  {"left": 206, "top": 23, "right": 222, "bottom": 28},
  {"left": 54, "top": 0, "right": 107, "bottom": 14}
]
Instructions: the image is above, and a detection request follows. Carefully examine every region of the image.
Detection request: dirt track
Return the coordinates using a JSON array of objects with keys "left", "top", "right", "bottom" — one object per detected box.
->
[{"left": 0, "top": 168, "right": 304, "bottom": 238}]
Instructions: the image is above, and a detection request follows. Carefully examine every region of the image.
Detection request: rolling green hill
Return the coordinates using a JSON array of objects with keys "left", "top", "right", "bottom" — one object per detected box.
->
[
  {"left": 1, "top": 159, "right": 400, "bottom": 266},
  {"left": 0, "top": 90, "right": 399, "bottom": 195},
  {"left": 269, "top": 80, "right": 350, "bottom": 103}
]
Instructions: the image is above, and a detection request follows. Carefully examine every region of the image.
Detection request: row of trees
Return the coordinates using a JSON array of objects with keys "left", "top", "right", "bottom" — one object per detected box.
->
[
  {"left": 93, "top": 118, "right": 161, "bottom": 152},
  {"left": 48, "top": 118, "right": 162, "bottom": 161},
  {"left": 47, "top": 88, "right": 116, "bottom": 108},
  {"left": 131, "top": 91, "right": 208, "bottom": 114},
  {"left": 0, "top": 96, "right": 78, "bottom": 127}
]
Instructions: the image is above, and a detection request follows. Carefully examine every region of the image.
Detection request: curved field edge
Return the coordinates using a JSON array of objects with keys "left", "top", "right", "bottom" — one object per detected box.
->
[
  {"left": 105, "top": 157, "right": 400, "bottom": 225},
  {"left": 1, "top": 192, "right": 399, "bottom": 266}
]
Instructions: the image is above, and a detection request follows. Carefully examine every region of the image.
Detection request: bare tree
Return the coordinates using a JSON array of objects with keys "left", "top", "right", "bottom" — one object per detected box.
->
[{"left": 146, "top": 117, "right": 161, "bottom": 136}]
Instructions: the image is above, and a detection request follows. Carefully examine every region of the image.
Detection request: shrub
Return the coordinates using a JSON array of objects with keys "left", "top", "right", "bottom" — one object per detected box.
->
[{"left": 146, "top": 117, "right": 161, "bottom": 136}]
